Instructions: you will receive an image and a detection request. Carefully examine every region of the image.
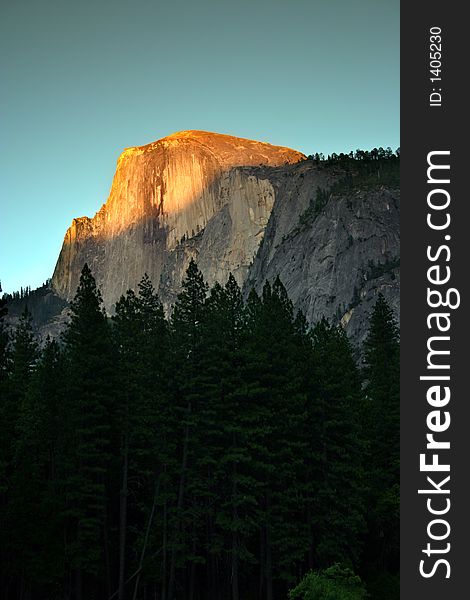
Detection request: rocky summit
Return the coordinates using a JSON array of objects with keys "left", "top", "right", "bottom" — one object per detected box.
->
[
  {"left": 27, "top": 130, "right": 399, "bottom": 345},
  {"left": 51, "top": 130, "right": 305, "bottom": 307}
]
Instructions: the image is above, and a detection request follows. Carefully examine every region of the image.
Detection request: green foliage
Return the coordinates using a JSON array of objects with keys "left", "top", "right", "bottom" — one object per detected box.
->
[
  {"left": 62, "top": 263, "right": 115, "bottom": 584},
  {"left": 365, "top": 569, "right": 399, "bottom": 600},
  {"left": 365, "top": 257, "right": 400, "bottom": 281},
  {"left": 0, "top": 293, "right": 10, "bottom": 494},
  {"left": 2, "top": 307, "right": 38, "bottom": 487},
  {"left": 9, "top": 337, "right": 66, "bottom": 587},
  {"left": 298, "top": 150, "right": 399, "bottom": 229},
  {"left": 309, "top": 147, "right": 399, "bottom": 166},
  {"left": 112, "top": 273, "right": 170, "bottom": 598},
  {"left": 298, "top": 187, "right": 331, "bottom": 227},
  {"left": 363, "top": 294, "right": 399, "bottom": 482},
  {"left": 0, "top": 263, "right": 399, "bottom": 599},
  {"left": 329, "top": 161, "right": 399, "bottom": 194},
  {"left": 2, "top": 280, "right": 68, "bottom": 327},
  {"left": 289, "top": 564, "right": 368, "bottom": 600},
  {"left": 0, "top": 292, "right": 9, "bottom": 380},
  {"left": 361, "top": 294, "right": 400, "bottom": 582},
  {"left": 10, "top": 307, "right": 38, "bottom": 397},
  {"left": 241, "top": 278, "right": 311, "bottom": 591},
  {"left": 304, "top": 320, "right": 365, "bottom": 568}
]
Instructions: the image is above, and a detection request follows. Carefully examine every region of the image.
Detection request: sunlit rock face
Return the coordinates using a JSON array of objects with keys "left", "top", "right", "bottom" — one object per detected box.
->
[
  {"left": 51, "top": 130, "right": 305, "bottom": 310},
  {"left": 51, "top": 130, "right": 399, "bottom": 346}
]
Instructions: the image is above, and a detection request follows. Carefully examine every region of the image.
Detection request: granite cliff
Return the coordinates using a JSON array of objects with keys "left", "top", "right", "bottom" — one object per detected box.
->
[
  {"left": 22, "top": 130, "right": 399, "bottom": 345},
  {"left": 51, "top": 130, "right": 305, "bottom": 310}
]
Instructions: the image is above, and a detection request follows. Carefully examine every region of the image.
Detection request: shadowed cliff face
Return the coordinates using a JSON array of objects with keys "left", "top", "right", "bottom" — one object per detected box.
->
[
  {"left": 50, "top": 130, "right": 399, "bottom": 345},
  {"left": 51, "top": 130, "right": 305, "bottom": 309},
  {"left": 245, "top": 161, "right": 400, "bottom": 347}
]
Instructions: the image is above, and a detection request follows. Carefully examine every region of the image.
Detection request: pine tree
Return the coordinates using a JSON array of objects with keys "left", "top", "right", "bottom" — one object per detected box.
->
[
  {"left": 167, "top": 258, "right": 209, "bottom": 600},
  {"left": 10, "top": 307, "right": 38, "bottom": 402},
  {"left": 363, "top": 295, "right": 399, "bottom": 479},
  {"left": 243, "top": 279, "right": 309, "bottom": 597},
  {"left": 200, "top": 275, "right": 254, "bottom": 600},
  {"left": 113, "top": 289, "right": 140, "bottom": 600},
  {"left": 0, "top": 291, "right": 10, "bottom": 491},
  {"left": 307, "top": 319, "right": 365, "bottom": 568},
  {"left": 134, "top": 276, "right": 174, "bottom": 600},
  {"left": 171, "top": 259, "right": 208, "bottom": 349},
  {"left": 10, "top": 338, "right": 66, "bottom": 595},
  {"left": 0, "top": 308, "right": 39, "bottom": 595},
  {"left": 0, "top": 290, "right": 11, "bottom": 595},
  {"left": 362, "top": 294, "right": 399, "bottom": 577},
  {"left": 62, "top": 263, "right": 115, "bottom": 599},
  {"left": 0, "top": 290, "right": 9, "bottom": 386},
  {"left": 112, "top": 274, "right": 170, "bottom": 600},
  {"left": 3, "top": 307, "right": 38, "bottom": 486}
]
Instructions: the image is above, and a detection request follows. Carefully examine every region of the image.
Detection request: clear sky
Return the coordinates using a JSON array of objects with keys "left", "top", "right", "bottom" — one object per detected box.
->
[{"left": 0, "top": 0, "right": 399, "bottom": 294}]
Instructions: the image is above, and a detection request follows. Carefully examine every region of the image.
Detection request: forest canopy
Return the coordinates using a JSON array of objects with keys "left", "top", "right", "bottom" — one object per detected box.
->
[{"left": 0, "top": 262, "right": 399, "bottom": 600}]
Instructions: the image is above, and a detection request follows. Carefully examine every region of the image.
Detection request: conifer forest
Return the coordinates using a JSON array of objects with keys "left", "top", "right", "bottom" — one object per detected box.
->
[{"left": 0, "top": 261, "right": 399, "bottom": 600}]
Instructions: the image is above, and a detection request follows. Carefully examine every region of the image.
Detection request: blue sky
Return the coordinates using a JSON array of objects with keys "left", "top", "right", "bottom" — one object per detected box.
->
[{"left": 0, "top": 0, "right": 399, "bottom": 294}]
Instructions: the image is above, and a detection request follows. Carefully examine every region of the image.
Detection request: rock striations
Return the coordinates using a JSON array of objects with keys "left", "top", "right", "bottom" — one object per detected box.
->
[
  {"left": 51, "top": 130, "right": 305, "bottom": 308},
  {"left": 48, "top": 130, "right": 399, "bottom": 345}
]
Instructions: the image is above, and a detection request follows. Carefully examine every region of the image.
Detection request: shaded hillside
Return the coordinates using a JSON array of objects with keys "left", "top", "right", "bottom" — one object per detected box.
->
[{"left": 2, "top": 283, "right": 68, "bottom": 340}]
